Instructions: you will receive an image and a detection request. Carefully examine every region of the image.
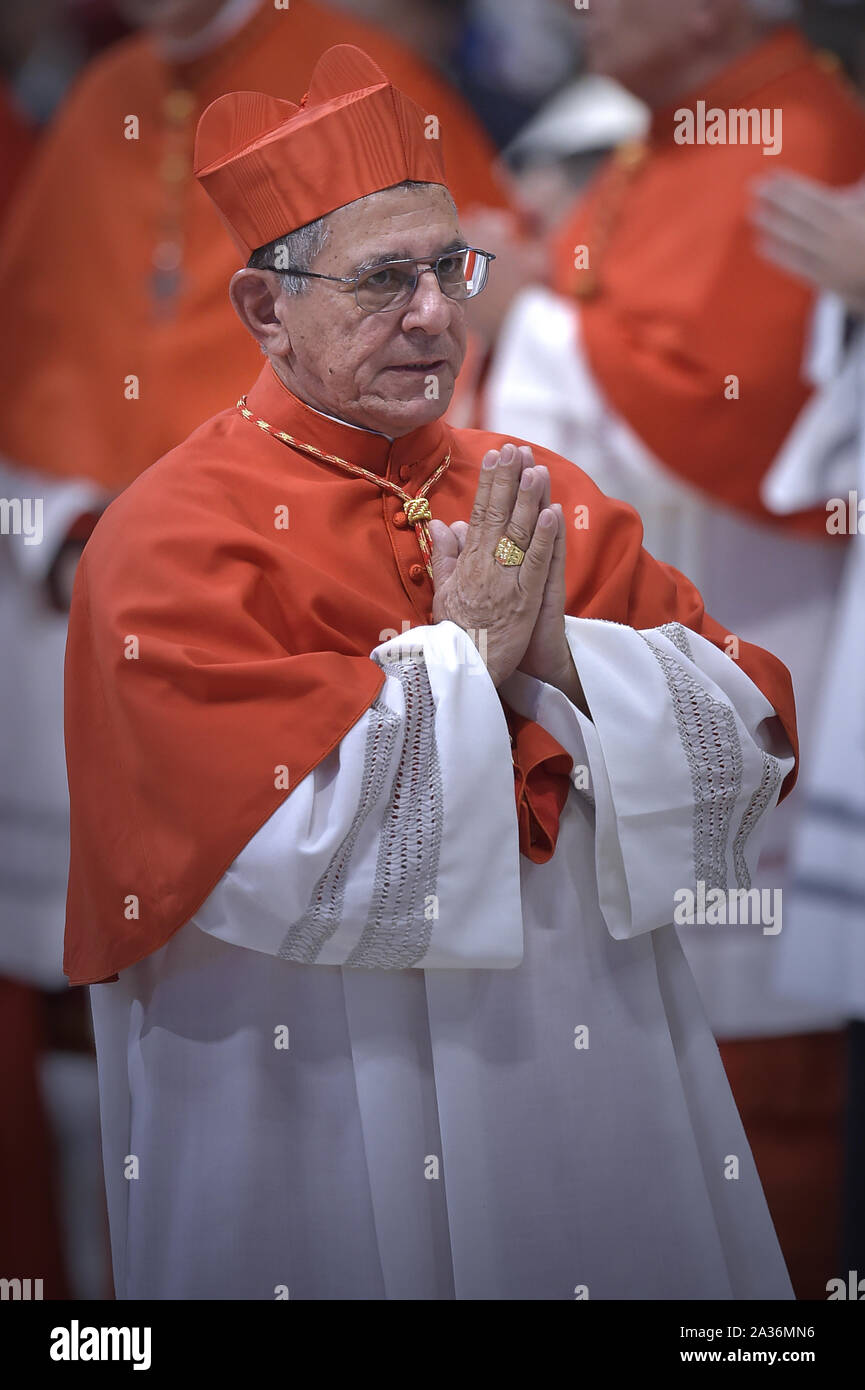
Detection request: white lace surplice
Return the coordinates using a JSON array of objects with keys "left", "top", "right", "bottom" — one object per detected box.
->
[{"left": 90, "top": 619, "right": 795, "bottom": 1299}]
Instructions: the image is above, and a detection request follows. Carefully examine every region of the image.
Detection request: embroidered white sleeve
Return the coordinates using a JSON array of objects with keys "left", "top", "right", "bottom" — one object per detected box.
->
[
  {"left": 192, "top": 621, "right": 525, "bottom": 969},
  {"left": 499, "top": 617, "right": 794, "bottom": 940}
]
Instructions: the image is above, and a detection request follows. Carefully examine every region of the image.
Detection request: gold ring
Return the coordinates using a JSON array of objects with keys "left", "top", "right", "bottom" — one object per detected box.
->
[{"left": 494, "top": 536, "right": 526, "bottom": 567}]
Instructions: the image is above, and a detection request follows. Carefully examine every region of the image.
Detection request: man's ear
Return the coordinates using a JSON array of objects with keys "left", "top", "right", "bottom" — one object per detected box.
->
[{"left": 229, "top": 268, "right": 291, "bottom": 355}]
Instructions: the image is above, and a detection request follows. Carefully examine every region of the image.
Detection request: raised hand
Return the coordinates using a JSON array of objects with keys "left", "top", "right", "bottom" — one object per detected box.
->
[
  {"left": 751, "top": 172, "right": 865, "bottom": 314},
  {"left": 429, "top": 442, "right": 556, "bottom": 687},
  {"left": 431, "top": 443, "right": 588, "bottom": 710}
]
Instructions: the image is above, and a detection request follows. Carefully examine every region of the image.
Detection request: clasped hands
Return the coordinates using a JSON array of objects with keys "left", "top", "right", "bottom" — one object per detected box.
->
[{"left": 428, "top": 443, "right": 586, "bottom": 712}]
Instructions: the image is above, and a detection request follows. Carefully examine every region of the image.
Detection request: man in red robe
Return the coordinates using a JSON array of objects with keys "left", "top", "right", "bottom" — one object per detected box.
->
[
  {"left": 0, "top": 2, "right": 509, "bottom": 1294},
  {"left": 0, "top": 0, "right": 509, "bottom": 987},
  {"left": 62, "top": 44, "right": 802, "bottom": 1300}
]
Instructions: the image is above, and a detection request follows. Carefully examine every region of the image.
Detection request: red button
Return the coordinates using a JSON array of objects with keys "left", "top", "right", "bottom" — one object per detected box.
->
[
  {"left": 408, "top": 564, "right": 425, "bottom": 584},
  {"left": 399, "top": 464, "right": 412, "bottom": 483},
  {"left": 393, "top": 510, "right": 408, "bottom": 529}
]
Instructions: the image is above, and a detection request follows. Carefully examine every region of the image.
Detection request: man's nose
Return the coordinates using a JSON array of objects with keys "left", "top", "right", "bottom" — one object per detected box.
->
[{"left": 401, "top": 266, "right": 453, "bottom": 333}]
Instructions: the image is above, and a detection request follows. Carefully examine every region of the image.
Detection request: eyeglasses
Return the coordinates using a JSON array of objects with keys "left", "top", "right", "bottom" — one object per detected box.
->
[{"left": 261, "top": 246, "right": 495, "bottom": 314}]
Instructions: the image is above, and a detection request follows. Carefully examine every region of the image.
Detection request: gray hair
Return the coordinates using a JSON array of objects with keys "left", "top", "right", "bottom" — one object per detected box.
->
[
  {"left": 247, "top": 216, "right": 331, "bottom": 296},
  {"left": 246, "top": 180, "right": 452, "bottom": 296}
]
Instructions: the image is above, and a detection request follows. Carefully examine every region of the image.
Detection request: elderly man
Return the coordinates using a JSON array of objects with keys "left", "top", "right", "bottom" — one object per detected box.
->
[
  {"left": 0, "top": 0, "right": 509, "bottom": 1296},
  {"left": 66, "top": 45, "right": 798, "bottom": 1300}
]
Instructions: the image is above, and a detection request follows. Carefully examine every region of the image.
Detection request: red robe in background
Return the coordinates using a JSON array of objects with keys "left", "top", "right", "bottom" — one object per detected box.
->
[
  {"left": 0, "top": 0, "right": 507, "bottom": 490},
  {"left": 0, "top": 84, "right": 33, "bottom": 211},
  {"left": 552, "top": 26, "right": 865, "bottom": 536}
]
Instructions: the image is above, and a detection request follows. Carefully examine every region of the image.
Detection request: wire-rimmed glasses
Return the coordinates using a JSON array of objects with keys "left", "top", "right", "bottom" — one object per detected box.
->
[{"left": 262, "top": 246, "right": 496, "bottom": 314}]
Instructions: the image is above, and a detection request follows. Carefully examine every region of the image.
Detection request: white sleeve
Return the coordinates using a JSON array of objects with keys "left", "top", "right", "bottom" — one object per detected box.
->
[
  {"left": 803, "top": 291, "right": 849, "bottom": 388},
  {"left": 484, "top": 287, "right": 710, "bottom": 579},
  {"left": 0, "top": 457, "right": 106, "bottom": 583},
  {"left": 762, "top": 300, "right": 865, "bottom": 513},
  {"left": 483, "top": 286, "right": 595, "bottom": 460},
  {"left": 484, "top": 286, "right": 678, "bottom": 498},
  {"left": 192, "top": 621, "right": 525, "bottom": 969},
  {"left": 499, "top": 617, "right": 795, "bottom": 941}
]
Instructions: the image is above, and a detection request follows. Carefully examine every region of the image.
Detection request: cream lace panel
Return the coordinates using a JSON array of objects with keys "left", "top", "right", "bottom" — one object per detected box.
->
[
  {"left": 657, "top": 622, "right": 694, "bottom": 662},
  {"left": 347, "top": 658, "right": 443, "bottom": 968},
  {"left": 277, "top": 693, "right": 402, "bottom": 964},
  {"left": 641, "top": 634, "right": 743, "bottom": 890},
  {"left": 732, "top": 749, "right": 784, "bottom": 889}
]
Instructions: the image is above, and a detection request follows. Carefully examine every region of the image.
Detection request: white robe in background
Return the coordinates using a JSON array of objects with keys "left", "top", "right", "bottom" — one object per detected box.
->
[
  {"left": 90, "top": 618, "right": 794, "bottom": 1300},
  {"left": 762, "top": 294, "right": 865, "bottom": 1021},
  {"left": 485, "top": 287, "right": 844, "bottom": 1039},
  {"left": 0, "top": 460, "right": 105, "bottom": 987}
]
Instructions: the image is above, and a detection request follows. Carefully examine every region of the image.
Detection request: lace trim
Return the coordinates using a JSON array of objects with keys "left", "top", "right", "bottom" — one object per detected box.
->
[
  {"left": 347, "top": 658, "right": 443, "bottom": 968},
  {"left": 732, "top": 749, "right": 784, "bottom": 889},
  {"left": 276, "top": 695, "right": 401, "bottom": 964},
  {"left": 658, "top": 622, "right": 694, "bottom": 662},
  {"left": 641, "top": 634, "right": 743, "bottom": 890}
]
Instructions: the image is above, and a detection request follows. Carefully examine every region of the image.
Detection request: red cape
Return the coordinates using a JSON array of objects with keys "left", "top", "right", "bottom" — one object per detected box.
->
[{"left": 64, "top": 365, "right": 798, "bottom": 985}]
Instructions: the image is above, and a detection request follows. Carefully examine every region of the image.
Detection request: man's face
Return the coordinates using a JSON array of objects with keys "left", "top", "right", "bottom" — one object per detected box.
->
[
  {"left": 275, "top": 184, "right": 468, "bottom": 438},
  {"left": 583, "top": 0, "right": 708, "bottom": 100}
]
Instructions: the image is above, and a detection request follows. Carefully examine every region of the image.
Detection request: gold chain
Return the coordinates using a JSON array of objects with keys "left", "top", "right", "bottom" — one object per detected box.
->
[{"left": 236, "top": 397, "right": 451, "bottom": 581}]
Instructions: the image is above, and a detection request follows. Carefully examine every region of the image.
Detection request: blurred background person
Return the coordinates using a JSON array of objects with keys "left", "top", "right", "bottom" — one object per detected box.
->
[
  {"left": 754, "top": 168, "right": 865, "bottom": 1275},
  {"left": 0, "top": 56, "right": 74, "bottom": 1304},
  {"left": 502, "top": 74, "right": 649, "bottom": 240},
  {"left": 484, "top": 0, "right": 865, "bottom": 1297}
]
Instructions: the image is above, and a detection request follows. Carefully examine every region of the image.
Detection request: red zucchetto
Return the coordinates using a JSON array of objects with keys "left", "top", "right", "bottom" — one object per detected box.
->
[{"left": 194, "top": 44, "right": 447, "bottom": 257}]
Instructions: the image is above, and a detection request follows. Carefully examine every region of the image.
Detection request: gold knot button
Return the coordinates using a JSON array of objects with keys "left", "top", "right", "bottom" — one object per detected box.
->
[
  {"left": 163, "top": 89, "right": 195, "bottom": 123},
  {"left": 404, "top": 497, "right": 432, "bottom": 525},
  {"left": 615, "top": 138, "right": 648, "bottom": 171}
]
